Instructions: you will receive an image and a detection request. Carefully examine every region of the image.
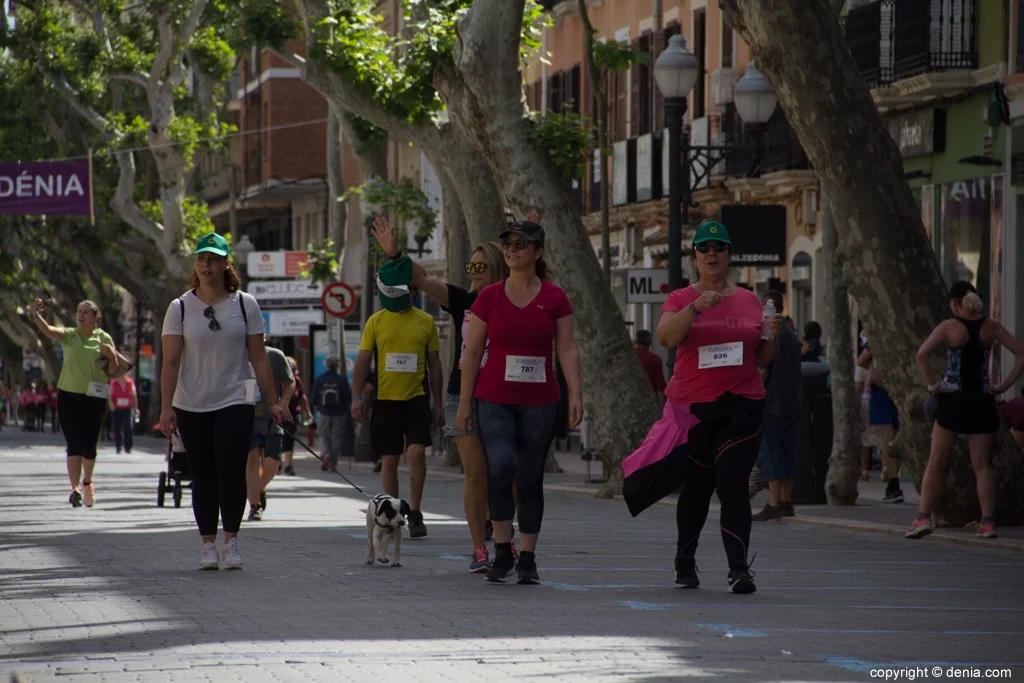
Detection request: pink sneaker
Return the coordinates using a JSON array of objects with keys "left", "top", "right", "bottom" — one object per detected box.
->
[
  {"left": 904, "top": 516, "right": 933, "bottom": 539},
  {"left": 976, "top": 522, "right": 998, "bottom": 539}
]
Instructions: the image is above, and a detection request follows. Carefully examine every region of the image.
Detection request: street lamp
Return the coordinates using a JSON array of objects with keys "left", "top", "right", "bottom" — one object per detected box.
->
[
  {"left": 733, "top": 60, "right": 778, "bottom": 174},
  {"left": 233, "top": 233, "right": 255, "bottom": 291},
  {"left": 654, "top": 34, "right": 700, "bottom": 296}
]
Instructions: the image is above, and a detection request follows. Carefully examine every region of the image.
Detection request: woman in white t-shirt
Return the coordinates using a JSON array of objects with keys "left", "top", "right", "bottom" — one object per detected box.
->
[{"left": 161, "top": 233, "right": 287, "bottom": 571}]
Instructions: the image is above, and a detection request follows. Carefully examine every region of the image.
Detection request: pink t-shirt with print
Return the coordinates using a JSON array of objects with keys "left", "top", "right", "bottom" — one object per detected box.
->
[{"left": 663, "top": 286, "right": 767, "bottom": 405}]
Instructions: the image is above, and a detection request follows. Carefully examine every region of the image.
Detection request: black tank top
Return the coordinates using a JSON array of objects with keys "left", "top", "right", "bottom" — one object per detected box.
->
[{"left": 942, "top": 317, "right": 990, "bottom": 395}]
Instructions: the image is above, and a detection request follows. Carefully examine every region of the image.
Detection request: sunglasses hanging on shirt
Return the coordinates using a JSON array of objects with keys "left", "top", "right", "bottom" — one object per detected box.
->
[{"left": 204, "top": 306, "right": 220, "bottom": 331}]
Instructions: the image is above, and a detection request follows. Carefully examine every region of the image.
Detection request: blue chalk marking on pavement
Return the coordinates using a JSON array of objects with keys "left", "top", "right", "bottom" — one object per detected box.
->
[
  {"left": 439, "top": 554, "right": 466, "bottom": 561},
  {"left": 616, "top": 600, "right": 672, "bottom": 611},
  {"left": 822, "top": 657, "right": 874, "bottom": 673},
  {"left": 545, "top": 582, "right": 588, "bottom": 591},
  {"left": 695, "top": 623, "right": 767, "bottom": 637},
  {"left": 349, "top": 534, "right": 365, "bottom": 539}
]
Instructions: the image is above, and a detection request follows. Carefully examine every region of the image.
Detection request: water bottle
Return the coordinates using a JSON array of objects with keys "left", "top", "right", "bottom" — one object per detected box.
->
[{"left": 761, "top": 299, "right": 776, "bottom": 340}]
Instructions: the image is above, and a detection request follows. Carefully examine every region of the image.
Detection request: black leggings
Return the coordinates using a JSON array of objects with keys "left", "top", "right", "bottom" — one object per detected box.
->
[
  {"left": 57, "top": 391, "right": 106, "bottom": 459},
  {"left": 175, "top": 404, "right": 255, "bottom": 536},
  {"left": 675, "top": 395, "right": 764, "bottom": 570}
]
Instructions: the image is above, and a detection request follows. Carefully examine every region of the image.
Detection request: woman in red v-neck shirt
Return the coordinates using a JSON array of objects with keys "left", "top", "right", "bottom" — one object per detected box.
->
[
  {"left": 622, "top": 221, "right": 780, "bottom": 595},
  {"left": 457, "top": 219, "right": 584, "bottom": 586}
]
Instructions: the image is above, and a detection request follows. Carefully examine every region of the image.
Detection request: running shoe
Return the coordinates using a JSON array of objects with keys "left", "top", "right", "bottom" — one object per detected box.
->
[
  {"left": 486, "top": 545, "right": 516, "bottom": 583},
  {"left": 408, "top": 510, "right": 428, "bottom": 538},
  {"left": 83, "top": 483, "right": 95, "bottom": 508},
  {"left": 976, "top": 522, "right": 998, "bottom": 539},
  {"left": 199, "top": 542, "right": 219, "bottom": 570},
  {"left": 220, "top": 538, "right": 243, "bottom": 570},
  {"left": 674, "top": 554, "right": 700, "bottom": 589},
  {"left": 247, "top": 506, "right": 263, "bottom": 522},
  {"left": 284, "top": 465, "right": 295, "bottom": 476},
  {"left": 469, "top": 546, "right": 490, "bottom": 573},
  {"left": 728, "top": 566, "right": 756, "bottom": 594},
  {"left": 751, "top": 502, "right": 784, "bottom": 521},
  {"left": 259, "top": 490, "right": 267, "bottom": 511},
  {"left": 516, "top": 552, "right": 540, "bottom": 585},
  {"left": 882, "top": 486, "right": 904, "bottom": 504},
  {"left": 904, "top": 517, "right": 933, "bottom": 539},
  {"left": 781, "top": 502, "right": 795, "bottom": 517},
  {"left": 69, "top": 490, "right": 83, "bottom": 508}
]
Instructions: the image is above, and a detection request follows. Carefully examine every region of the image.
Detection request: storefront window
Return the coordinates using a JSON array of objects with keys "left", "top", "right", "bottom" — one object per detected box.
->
[{"left": 938, "top": 177, "right": 993, "bottom": 299}]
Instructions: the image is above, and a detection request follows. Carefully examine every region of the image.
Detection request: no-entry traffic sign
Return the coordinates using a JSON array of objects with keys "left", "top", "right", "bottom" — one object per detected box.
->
[{"left": 320, "top": 282, "right": 357, "bottom": 319}]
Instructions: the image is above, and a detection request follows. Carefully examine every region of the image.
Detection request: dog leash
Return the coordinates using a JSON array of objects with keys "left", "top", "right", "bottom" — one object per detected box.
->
[{"left": 281, "top": 423, "right": 374, "bottom": 500}]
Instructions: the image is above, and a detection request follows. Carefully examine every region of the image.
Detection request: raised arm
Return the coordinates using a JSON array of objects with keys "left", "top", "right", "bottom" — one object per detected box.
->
[
  {"left": 30, "top": 299, "right": 66, "bottom": 342},
  {"left": 371, "top": 215, "right": 449, "bottom": 306}
]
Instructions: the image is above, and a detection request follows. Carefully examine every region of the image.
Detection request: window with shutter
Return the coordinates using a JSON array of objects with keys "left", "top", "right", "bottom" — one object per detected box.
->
[
  {"left": 570, "top": 64, "right": 581, "bottom": 114},
  {"left": 613, "top": 69, "right": 628, "bottom": 141},
  {"left": 638, "top": 33, "right": 652, "bottom": 136},
  {"left": 550, "top": 71, "right": 564, "bottom": 115},
  {"left": 694, "top": 9, "right": 706, "bottom": 119},
  {"left": 722, "top": 19, "right": 733, "bottom": 69}
]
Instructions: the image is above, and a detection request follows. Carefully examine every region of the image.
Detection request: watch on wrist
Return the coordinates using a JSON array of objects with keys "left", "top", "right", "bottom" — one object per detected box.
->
[{"left": 688, "top": 302, "right": 702, "bottom": 316}]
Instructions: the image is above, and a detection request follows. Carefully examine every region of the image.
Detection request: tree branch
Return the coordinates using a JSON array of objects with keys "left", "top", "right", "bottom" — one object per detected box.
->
[
  {"left": 110, "top": 72, "right": 150, "bottom": 89},
  {"left": 456, "top": 0, "right": 526, "bottom": 106},
  {"left": 39, "top": 72, "right": 115, "bottom": 142},
  {"left": 577, "top": 0, "right": 605, "bottom": 107},
  {"left": 151, "top": 12, "right": 175, "bottom": 89},
  {"left": 111, "top": 150, "right": 165, "bottom": 246}
]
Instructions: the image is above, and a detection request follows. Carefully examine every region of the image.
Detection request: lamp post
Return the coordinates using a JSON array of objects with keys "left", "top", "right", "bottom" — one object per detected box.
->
[
  {"left": 733, "top": 61, "right": 778, "bottom": 176},
  {"left": 654, "top": 35, "right": 699, "bottom": 296},
  {"left": 233, "top": 233, "right": 255, "bottom": 291}
]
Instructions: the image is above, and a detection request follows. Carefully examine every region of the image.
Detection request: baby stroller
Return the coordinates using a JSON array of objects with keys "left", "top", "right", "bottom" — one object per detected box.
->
[{"left": 157, "top": 430, "right": 192, "bottom": 508}]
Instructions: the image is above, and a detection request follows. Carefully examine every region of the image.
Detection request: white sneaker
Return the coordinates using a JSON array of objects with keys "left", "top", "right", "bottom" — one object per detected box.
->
[
  {"left": 220, "top": 538, "right": 242, "bottom": 570},
  {"left": 199, "top": 542, "right": 219, "bottom": 570}
]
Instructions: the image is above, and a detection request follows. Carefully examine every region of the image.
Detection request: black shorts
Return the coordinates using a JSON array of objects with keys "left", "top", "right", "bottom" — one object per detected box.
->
[
  {"left": 370, "top": 395, "right": 432, "bottom": 458},
  {"left": 935, "top": 392, "right": 1000, "bottom": 435}
]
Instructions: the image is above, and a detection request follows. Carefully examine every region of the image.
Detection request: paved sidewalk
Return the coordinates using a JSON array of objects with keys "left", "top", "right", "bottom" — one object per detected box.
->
[{"left": 1, "top": 429, "right": 1023, "bottom": 682}]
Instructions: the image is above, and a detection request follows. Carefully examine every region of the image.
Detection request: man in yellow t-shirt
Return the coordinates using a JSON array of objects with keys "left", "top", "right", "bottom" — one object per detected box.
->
[{"left": 352, "top": 255, "right": 442, "bottom": 538}]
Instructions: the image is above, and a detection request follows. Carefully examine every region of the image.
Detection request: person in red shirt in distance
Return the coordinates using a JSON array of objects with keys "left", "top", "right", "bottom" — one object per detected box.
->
[
  {"left": 622, "top": 221, "right": 780, "bottom": 595},
  {"left": 457, "top": 219, "right": 584, "bottom": 585},
  {"left": 634, "top": 329, "right": 667, "bottom": 401}
]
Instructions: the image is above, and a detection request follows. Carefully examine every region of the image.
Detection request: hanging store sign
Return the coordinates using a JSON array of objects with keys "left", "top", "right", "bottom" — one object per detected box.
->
[
  {"left": 720, "top": 204, "right": 787, "bottom": 266},
  {"left": 886, "top": 109, "right": 946, "bottom": 159}
]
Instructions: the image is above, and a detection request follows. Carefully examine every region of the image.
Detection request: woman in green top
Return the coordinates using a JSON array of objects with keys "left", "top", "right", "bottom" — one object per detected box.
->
[{"left": 32, "top": 298, "right": 132, "bottom": 508}]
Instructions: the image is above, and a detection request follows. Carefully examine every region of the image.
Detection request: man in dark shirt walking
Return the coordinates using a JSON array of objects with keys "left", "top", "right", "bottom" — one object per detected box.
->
[
  {"left": 311, "top": 356, "right": 353, "bottom": 471},
  {"left": 634, "top": 330, "right": 666, "bottom": 401},
  {"left": 753, "top": 291, "right": 802, "bottom": 521}
]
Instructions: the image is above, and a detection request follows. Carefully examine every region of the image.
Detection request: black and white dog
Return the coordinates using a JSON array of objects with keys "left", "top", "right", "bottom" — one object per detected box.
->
[{"left": 366, "top": 493, "right": 410, "bottom": 567}]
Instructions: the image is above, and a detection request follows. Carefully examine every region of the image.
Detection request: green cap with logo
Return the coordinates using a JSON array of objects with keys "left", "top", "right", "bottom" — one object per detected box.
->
[
  {"left": 376, "top": 255, "right": 414, "bottom": 312},
  {"left": 194, "top": 232, "right": 231, "bottom": 257},
  {"left": 692, "top": 220, "right": 731, "bottom": 246}
]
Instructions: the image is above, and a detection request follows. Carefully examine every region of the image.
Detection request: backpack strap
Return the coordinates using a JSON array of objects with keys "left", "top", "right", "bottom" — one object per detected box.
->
[
  {"left": 178, "top": 295, "right": 186, "bottom": 326},
  {"left": 238, "top": 292, "right": 248, "bottom": 327}
]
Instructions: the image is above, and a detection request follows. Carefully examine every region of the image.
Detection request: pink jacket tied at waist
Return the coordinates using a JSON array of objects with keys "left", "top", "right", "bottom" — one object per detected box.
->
[{"left": 622, "top": 399, "right": 702, "bottom": 479}]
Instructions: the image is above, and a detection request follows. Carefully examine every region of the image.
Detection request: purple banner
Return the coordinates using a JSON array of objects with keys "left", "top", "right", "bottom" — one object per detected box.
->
[{"left": 0, "top": 161, "right": 92, "bottom": 216}]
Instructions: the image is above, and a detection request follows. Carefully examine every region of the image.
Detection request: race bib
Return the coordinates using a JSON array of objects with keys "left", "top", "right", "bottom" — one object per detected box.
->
[
  {"left": 86, "top": 382, "right": 109, "bottom": 399},
  {"left": 698, "top": 342, "right": 743, "bottom": 370},
  {"left": 115, "top": 398, "right": 131, "bottom": 409},
  {"left": 505, "top": 355, "right": 546, "bottom": 383},
  {"left": 386, "top": 353, "right": 418, "bottom": 373}
]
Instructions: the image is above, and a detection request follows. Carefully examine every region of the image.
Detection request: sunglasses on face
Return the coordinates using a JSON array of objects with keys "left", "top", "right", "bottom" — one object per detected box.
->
[
  {"left": 204, "top": 306, "right": 220, "bottom": 331},
  {"left": 465, "top": 262, "right": 488, "bottom": 274},
  {"left": 695, "top": 241, "right": 729, "bottom": 255},
  {"left": 501, "top": 237, "right": 529, "bottom": 251}
]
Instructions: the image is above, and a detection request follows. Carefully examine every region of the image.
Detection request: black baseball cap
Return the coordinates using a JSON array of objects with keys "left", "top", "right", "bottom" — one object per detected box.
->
[
  {"left": 948, "top": 280, "right": 977, "bottom": 300},
  {"left": 500, "top": 220, "right": 545, "bottom": 247}
]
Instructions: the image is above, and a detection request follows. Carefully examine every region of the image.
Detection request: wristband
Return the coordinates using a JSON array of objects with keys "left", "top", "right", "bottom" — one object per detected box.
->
[
  {"left": 353, "top": 395, "right": 362, "bottom": 401},
  {"left": 688, "top": 302, "right": 702, "bottom": 316},
  {"left": 388, "top": 251, "right": 403, "bottom": 261}
]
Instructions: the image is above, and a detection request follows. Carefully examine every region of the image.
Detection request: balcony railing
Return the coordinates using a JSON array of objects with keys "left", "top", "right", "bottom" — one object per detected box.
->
[
  {"left": 844, "top": 0, "right": 977, "bottom": 87},
  {"left": 723, "top": 115, "right": 811, "bottom": 178},
  {"left": 892, "top": 0, "right": 977, "bottom": 81}
]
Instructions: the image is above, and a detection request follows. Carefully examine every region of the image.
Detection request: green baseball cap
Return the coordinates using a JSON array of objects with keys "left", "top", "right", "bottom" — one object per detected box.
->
[
  {"left": 377, "top": 256, "right": 413, "bottom": 313},
  {"left": 194, "top": 232, "right": 230, "bottom": 257},
  {"left": 692, "top": 220, "right": 731, "bottom": 246}
]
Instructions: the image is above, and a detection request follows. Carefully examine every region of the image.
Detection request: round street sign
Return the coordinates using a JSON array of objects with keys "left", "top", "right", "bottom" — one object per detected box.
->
[{"left": 320, "top": 282, "right": 357, "bottom": 319}]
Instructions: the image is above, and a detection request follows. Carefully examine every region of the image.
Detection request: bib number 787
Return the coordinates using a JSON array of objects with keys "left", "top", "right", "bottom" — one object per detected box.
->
[{"left": 505, "top": 355, "right": 546, "bottom": 383}]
